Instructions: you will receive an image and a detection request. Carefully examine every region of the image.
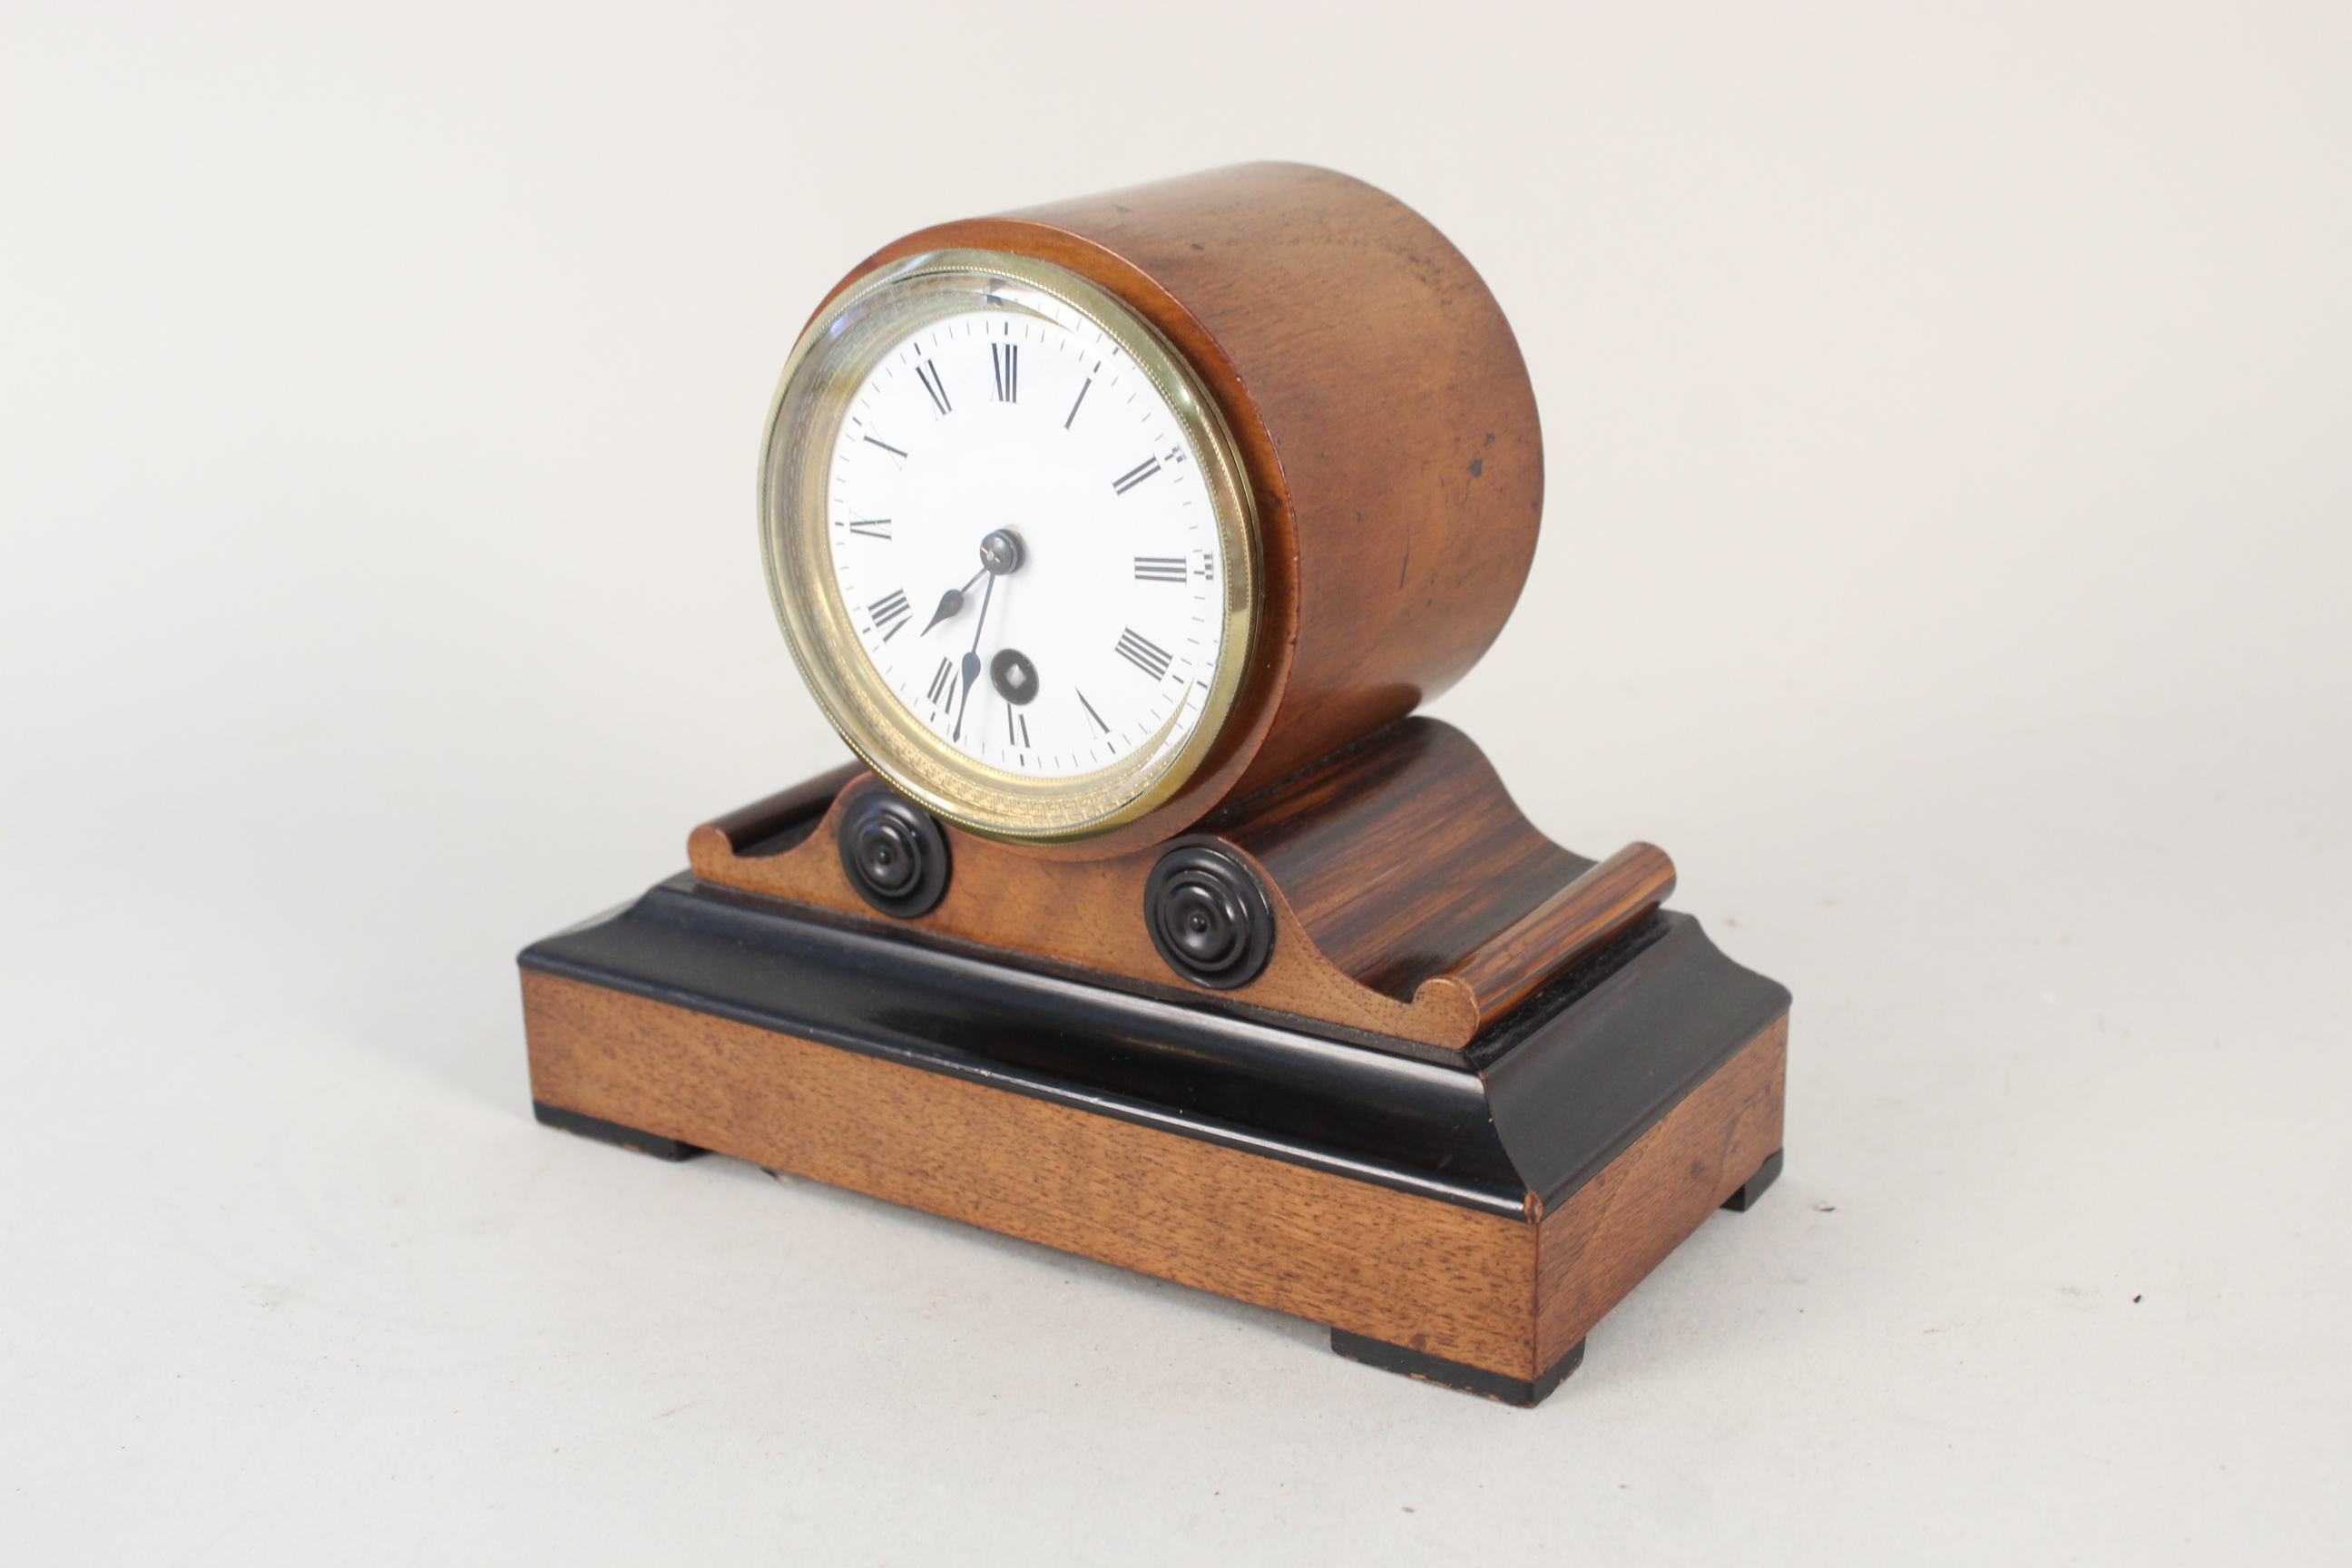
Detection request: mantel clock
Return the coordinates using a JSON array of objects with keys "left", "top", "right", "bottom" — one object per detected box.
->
[{"left": 519, "top": 164, "right": 1789, "bottom": 1406}]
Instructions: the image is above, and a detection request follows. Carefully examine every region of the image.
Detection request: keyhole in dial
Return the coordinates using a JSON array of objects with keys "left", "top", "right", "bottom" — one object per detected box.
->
[{"left": 989, "top": 648, "right": 1038, "bottom": 705}]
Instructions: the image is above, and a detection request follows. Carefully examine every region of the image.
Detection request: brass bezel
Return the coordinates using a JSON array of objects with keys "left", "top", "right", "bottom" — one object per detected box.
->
[{"left": 760, "top": 250, "right": 1259, "bottom": 844}]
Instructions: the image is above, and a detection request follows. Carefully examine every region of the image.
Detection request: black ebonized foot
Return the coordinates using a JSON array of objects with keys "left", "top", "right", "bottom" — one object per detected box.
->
[
  {"left": 534, "top": 1101, "right": 706, "bottom": 1162},
  {"left": 1329, "top": 1328, "right": 1584, "bottom": 1406},
  {"left": 1720, "top": 1147, "right": 1784, "bottom": 1212}
]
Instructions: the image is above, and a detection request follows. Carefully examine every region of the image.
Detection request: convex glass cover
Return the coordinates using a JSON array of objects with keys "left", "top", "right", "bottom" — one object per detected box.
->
[{"left": 761, "top": 250, "right": 1258, "bottom": 842}]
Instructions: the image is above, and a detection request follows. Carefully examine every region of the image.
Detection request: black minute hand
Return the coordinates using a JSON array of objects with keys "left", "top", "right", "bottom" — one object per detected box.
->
[{"left": 950, "top": 571, "right": 995, "bottom": 743}]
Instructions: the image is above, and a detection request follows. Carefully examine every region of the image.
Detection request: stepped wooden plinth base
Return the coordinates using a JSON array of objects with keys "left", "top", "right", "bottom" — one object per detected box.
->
[{"left": 518, "top": 874, "right": 1788, "bottom": 1405}]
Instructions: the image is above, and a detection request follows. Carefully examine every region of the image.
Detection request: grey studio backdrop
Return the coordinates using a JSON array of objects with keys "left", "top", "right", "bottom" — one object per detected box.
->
[{"left": 3, "top": 4, "right": 2346, "bottom": 1563}]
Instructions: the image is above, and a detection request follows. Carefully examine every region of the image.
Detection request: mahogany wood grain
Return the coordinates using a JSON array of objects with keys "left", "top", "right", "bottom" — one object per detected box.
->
[
  {"left": 1206, "top": 720, "right": 1593, "bottom": 997},
  {"left": 827, "top": 163, "right": 1544, "bottom": 858},
  {"left": 1421, "top": 841, "right": 1679, "bottom": 1026},
  {"left": 521, "top": 972, "right": 1788, "bottom": 1386},
  {"left": 523, "top": 971, "right": 1537, "bottom": 1374},
  {"left": 1534, "top": 1015, "right": 1788, "bottom": 1369},
  {"left": 690, "top": 720, "right": 1670, "bottom": 1052},
  {"left": 703, "top": 760, "right": 860, "bottom": 856}
]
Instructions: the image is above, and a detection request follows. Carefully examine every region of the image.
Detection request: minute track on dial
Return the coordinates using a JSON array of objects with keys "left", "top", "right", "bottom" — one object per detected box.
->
[
  {"left": 827, "top": 308, "right": 1212, "bottom": 779},
  {"left": 765, "top": 248, "right": 1256, "bottom": 841}
]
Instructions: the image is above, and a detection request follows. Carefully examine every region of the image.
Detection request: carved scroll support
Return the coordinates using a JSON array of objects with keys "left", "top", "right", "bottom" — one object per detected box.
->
[{"left": 688, "top": 720, "right": 1675, "bottom": 1055}]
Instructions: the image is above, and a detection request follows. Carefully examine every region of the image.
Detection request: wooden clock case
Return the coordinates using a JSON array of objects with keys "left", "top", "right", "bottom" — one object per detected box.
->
[{"left": 519, "top": 165, "right": 1788, "bottom": 1406}]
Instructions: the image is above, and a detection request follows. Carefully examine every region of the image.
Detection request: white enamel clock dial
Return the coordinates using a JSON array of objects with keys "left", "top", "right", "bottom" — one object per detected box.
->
[
  {"left": 761, "top": 251, "right": 1257, "bottom": 843},
  {"left": 829, "top": 306, "right": 1220, "bottom": 778}
]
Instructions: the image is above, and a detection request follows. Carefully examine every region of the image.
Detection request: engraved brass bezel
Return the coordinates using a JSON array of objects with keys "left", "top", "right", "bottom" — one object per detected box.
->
[{"left": 760, "top": 250, "right": 1259, "bottom": 844}]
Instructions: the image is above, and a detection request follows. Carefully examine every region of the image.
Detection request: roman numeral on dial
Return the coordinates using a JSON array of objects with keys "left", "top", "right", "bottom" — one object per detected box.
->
[
  {"left": 926, "top": 657, "right": 955, "bottom": 710},
  {"left": 992, "top": 343, "right": 1018, "bottom": 403},
  {"left": 1113, "top": 628, "right": 1172, "bottom": 681},
  {"left": 916, "top": 360, "right": 951, "bottom": 416},
  {"left": 863, "top": 435, "right": 907, "bottom": 457},
  {"left": 1133, "top": 555, "right": 1187, "bottom": 583},
  {"left": 1064, "top": 377, "right": 1091, "bottom": 429},
  {"left": 1076, "top": 689, "right": 1110, "bottom": 733},
  {"left": 845, "top": 518, "right": 891, "bottom": 539},
  {"left": 1112, "top": 457, "right": 1161, "bottom": 495},
  {"left": 869, "top": 590, "right": 913, "bottom": 641},
  {"left": 1005, "top": 707, "right": 1030, "bottom": 748}
]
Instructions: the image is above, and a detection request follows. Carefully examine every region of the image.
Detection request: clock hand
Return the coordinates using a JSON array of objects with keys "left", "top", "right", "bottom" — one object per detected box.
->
[
  {"left": 950, "top": 529, "right": 1024, "bottom": 743},
  {"left": 920, "top": 567, "right": 987, "bottom": 636},
  {"left": 951, "top": 571, "right": 995, "bottom": 743}
]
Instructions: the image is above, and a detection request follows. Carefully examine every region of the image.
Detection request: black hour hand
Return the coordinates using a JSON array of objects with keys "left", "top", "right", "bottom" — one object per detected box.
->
[
  {"left": 920, "top": 587, "right": 965, "bottom": 634},
  {"left": 922, "top": 566, "right": 989, "bottom": 635}
]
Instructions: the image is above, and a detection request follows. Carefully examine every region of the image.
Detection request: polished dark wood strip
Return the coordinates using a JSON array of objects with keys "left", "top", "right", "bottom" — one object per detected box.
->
[
  {"left": 521, "top": 874, "right": 1528, "bottom": 1212},
  {"left": 701, "top": 760, "right": 861, "bottom": 858},
  {"left": 1214, "top": 720, "right": 1591, "bottom": 997},
  {"left": 1428, "top": 840, "right": 1677, "bottom": 1028}
]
